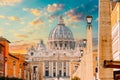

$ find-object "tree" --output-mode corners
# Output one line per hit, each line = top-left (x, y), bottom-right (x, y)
(71, 76), (80, 80)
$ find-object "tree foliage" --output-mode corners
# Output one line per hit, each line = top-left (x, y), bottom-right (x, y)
(71, 76), (80, 80)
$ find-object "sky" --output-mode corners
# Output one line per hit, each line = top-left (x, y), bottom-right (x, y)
(0, 0), (98, 54)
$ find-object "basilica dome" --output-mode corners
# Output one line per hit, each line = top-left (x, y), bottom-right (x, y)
(49, 16), (74, 41)
(48, 16), (75, 50)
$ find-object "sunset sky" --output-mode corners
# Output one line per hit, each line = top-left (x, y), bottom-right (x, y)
(0, 0), (98, 54)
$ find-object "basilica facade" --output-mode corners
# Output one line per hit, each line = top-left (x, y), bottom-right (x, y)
(25, 16), (83, 80)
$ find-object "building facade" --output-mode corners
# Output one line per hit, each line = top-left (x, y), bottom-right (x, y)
(111, 1), (120, 62)
(0, 37), (10, 77)
(0, 44), (4, 76)
(0, 37), (25, 79)
(111, 1), (120, 79)
(25, 16), (83, 80)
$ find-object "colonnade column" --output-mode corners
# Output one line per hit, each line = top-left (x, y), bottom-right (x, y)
(43, 63), (45, 77)
(56, 62), (57, 77)
(66, 62), (69, 76)
(51, 62), (53, 77)
(49, 62), (52, 77)
(62, 62), (64, 77)
(13, 61), (16, 77)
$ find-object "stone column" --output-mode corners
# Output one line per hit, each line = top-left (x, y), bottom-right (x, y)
(19, 68), (22, 78)
(66, 62), (69, 76)
(13, 65), (16, 77)
(84, 15), (94, 80)
(56, 62), (58, 77)
(24, 69), (26, 80)
(43, 63), (45, 77)
(27, 71), (29, 80)
(5, 62), (7, 77)
(49, 62), (51, 77)
(62, 62), (64, 76)
(69, 62), (71, 80)
(99, 0), (113, 80)
(51, 62), (53, 77)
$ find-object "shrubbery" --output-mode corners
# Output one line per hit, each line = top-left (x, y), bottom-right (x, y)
(71, 76), (80, 80)
(0, 77), (23, 80)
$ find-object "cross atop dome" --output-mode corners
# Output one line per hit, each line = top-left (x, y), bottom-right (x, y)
(58, 16), (64, 25)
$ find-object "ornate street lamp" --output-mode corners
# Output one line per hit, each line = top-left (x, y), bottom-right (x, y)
(82, 39), (87, 48)
(86, 16), (92, 24)
(86, 16), (92, 29)
(80, 50), (84, 57)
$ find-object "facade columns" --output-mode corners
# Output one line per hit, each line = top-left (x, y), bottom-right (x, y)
(43, 63), (45, 77)
(51, 62), (53, 77)
(49, 62), (52, 77)
(62, 62), (64, 76)
(66, 62), (68, 76)
(56, 62), (58, 77)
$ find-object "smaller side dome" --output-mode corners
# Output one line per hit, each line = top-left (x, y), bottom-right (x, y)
(37, 40), (46, 51)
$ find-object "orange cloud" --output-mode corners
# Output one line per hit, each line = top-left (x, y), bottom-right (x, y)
(0, 0), (22, 6)
(23, 8), (41, 16)
(30, 18), (43, 25)
(47, 3), (64, 12)
(10, 43), (31, 54)
(0, 15), (6, 19)
(0, 15), (20, 21)
(15, 34), (28, 38)
(8, 16), (19, 21)
(65, 9), (82, 22)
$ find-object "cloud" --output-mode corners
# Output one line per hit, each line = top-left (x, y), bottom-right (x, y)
(0, 0), (22, 6)
(23, 8), (41, 16)
(9, 43), (31, 54)
(15, 34), (28, 38)
(8, 16), (19, 21)
(30, 18), (43, 25)
(5, 22), (11, 26)
(0, 15), (6, 19)
(65, 9), (83, 22)
(95, 17), (99, 22)
(20, 22), (25, 24)
(47, 3), (64, 12)
(0, 15), (19, 21)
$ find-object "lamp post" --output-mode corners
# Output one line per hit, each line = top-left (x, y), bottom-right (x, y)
(86, 15), (94, 80)
(86, 16), (92, 29)
(82, 39), (87, 48)
(86, 16), (92, 24)
(13, 61), (16, 77)
(80, 50), (83, 57)
(5, 57), (7, 77)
